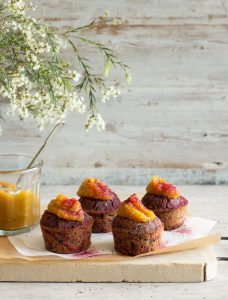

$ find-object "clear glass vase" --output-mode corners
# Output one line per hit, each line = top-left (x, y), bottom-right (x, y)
(0, 153), (42, 235)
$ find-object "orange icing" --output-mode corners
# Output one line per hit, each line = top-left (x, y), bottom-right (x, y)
(146, 176), (180, 199)
(117, 194), (155, 222)
(48, 194), (84, 221)
(77, 178), (113, 201)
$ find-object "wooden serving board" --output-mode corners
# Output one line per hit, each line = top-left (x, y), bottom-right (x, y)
(0, 187), (219, 283)
(0, 245), (217, 283)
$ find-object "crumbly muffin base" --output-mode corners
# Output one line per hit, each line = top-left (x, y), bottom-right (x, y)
(89, 212), (116, 233)
(79, 195), (121, 233)
(141, 194), (188, 230)
(40, 211), (94, 254)
(112, 216), (164, 256)
(153, 206), (186, 230)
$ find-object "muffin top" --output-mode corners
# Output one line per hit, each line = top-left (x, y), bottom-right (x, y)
(77, 178), (114, 201)
(142, 193), (188, 211)
(112, 214), (163, 234)
(47, 194), (84, 222)
(146, 176), (180, 199)
(117, 194), (155, 223)
(79, 195), (121, 214)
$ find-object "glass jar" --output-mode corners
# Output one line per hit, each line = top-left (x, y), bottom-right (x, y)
(0, 153), (42, 235)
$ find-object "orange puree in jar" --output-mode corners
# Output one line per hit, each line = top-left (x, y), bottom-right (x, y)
(0, 182), (40, 231)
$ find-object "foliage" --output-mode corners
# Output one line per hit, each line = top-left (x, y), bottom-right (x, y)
(0, 1), (131, 131)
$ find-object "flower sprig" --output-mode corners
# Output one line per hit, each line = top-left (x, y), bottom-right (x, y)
(0, 0), (130, 132)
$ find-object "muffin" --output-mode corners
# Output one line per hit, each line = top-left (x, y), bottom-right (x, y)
(40, 194), (94, 254)
(142, 176), (188, 230)
(77, 178), (121, 233)
(112, 194), (164, 256)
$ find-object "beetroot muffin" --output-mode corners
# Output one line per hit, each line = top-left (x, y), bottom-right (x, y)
(112, 194), (163, 256)
(40, 194), (93, 254)
(77, 178), (121, 233)
(142, 176), (188, 230)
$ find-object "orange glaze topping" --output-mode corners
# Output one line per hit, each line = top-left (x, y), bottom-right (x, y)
(146, 176), (180, 199)
(117, 194), (155, 222)
(77, 178), (113, 201)
(48, 194), (84, 221)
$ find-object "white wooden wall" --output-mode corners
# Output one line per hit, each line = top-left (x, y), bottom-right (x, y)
(1, 0), (228, 185)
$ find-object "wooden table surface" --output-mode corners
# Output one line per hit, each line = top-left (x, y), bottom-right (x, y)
(0, 185), (227, 300)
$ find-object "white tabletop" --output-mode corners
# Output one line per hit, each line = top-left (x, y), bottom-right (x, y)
(0, 185), (227, 300)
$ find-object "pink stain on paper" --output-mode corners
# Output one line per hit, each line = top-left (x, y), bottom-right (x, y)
(174, 225), (192, 235)
(159, 241), (167, 249)
(73, 248), (103, 258)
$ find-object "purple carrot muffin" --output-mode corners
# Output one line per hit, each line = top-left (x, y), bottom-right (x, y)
(112, 194), (164, 256)
(40, 194), (93, 254)
(77, 178), (121, 233)
(142, 176), (188, 230)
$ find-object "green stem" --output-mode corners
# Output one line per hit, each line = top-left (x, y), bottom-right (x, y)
(27, 122), (64, 169)
(16, 122), (64, 188)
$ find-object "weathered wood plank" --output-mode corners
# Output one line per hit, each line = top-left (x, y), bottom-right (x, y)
(36, 0), (228, 26)
(1, 0), (228, 184)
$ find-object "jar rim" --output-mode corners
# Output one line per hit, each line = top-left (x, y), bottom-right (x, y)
(0, 153), (43, 175)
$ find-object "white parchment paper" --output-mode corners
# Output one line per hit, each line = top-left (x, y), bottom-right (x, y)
(8, 216), (216, 259)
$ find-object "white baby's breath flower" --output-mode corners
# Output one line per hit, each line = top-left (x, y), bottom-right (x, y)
(33, 64), (40, 71)
(44, 43), (51, 53)
(7, 0), (26, 16)
(85, 114), (106, 131)
(68, 70), (81, 83)
(72, 71), (81, 83)
(101, 86), (120, 103)
(30, 53), (38, 63)
(0, 1), (129, 132)
(11, 20), (22, 31)
(24, 30), (34, 42)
